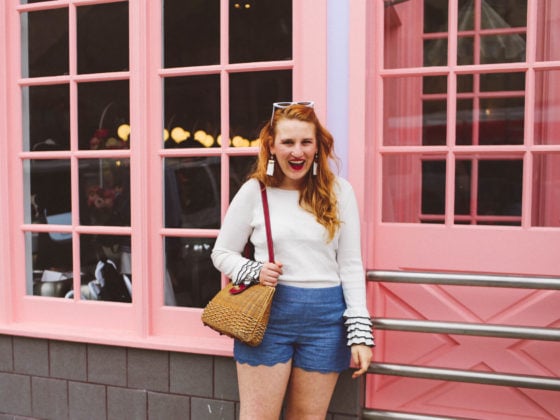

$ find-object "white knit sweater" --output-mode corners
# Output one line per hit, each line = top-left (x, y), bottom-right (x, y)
(211, 177), (374, 346)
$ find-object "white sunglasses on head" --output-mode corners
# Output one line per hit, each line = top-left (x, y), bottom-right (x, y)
(270, 101), (314, 125)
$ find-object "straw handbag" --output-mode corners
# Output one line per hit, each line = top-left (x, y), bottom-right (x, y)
(201, 182), (275, 347)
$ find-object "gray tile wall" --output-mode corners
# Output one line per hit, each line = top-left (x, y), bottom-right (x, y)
(0, 334), (361, 419)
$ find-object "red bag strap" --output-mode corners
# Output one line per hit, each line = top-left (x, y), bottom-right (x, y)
(259, 181), (274, 263)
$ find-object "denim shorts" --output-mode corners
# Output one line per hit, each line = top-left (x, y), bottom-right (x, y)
(234, 284), (351, 373)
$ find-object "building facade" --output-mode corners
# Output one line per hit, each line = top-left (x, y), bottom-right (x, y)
(0, 0), (558, 419)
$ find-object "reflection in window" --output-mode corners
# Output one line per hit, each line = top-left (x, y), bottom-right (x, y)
(164, 157), (221, 229)
(21, 8), (68, 78)
(78, 81), (130, 150)
(25, 84), (70, 151)
(534, 70), (560, 146)
(79, 159), (131, 227)
(164, 237), (220, 307)
(164, 75), (220, 148)
(422, 100), (447, 146)
(27, 232), (73, 299)
(80, 234), (132, 302)
(164, 0), (220, 67)
(479, 98), (524, 145)
(478, 160), (522, 220)
(536, 1), (560, 61)
(532, 154), (560, 227)
(230, 156), (257, 200)
(26, 157), (71, 223)
(77, 2), (129, 74)
(229, 0), (292, 64)
(422, 160), (446, 220)
(382, 154), (426, 223)
(383, 76), (425, 147)
(229, 70), (292, 139)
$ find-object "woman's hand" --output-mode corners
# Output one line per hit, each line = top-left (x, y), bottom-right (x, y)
(259, 261), (283, 287)
(351, 344), (373, 379)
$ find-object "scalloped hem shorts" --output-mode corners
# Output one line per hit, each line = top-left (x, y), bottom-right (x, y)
(234, 284), (351, 373)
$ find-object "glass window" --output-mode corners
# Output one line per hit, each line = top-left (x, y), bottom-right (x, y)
(77, 2), (129, 74)
(382, 1), (533, 227)
(24, 84), (70, 151)
(163, 76), (221, 149)
(21, 8), (68, 78)
(78, 81), (130, 150)
(534, 70), (560, 146)
(163, 157), (220, 230)
(163, 0), (220, 68)
(229, 0), (292, 64)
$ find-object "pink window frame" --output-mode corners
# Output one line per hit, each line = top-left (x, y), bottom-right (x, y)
(0, 0), (328, 355)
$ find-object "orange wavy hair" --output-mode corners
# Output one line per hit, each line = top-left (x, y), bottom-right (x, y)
(250, 104), (340, 242)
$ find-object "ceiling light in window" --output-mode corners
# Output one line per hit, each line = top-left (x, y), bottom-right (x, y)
(171, 127), (191, 143)
(117, 124), (131, 141)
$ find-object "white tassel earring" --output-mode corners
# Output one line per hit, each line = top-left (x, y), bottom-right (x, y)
(312, 153), (318, 176)
(266, 154), (275, 176)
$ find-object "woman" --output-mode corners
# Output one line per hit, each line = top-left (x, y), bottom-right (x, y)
(211, 102), (374, 419)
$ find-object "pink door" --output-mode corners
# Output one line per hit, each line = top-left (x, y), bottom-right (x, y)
(358, 1), (560, 418)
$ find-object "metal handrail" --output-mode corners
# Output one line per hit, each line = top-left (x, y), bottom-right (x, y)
(363, 408), (477, 420)
(368, 363), (560, 391)
(373, 318), (560, 341)
(368, 270), (560, 290)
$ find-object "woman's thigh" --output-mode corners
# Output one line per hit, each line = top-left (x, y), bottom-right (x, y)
(236, 360), (292, 420)
(285, 367), (340, 420)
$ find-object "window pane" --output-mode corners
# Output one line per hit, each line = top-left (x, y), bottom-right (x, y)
(478, 160), (522, 218)
(26, 159), (71, 224)
(457, 36), (474, 65)
(422, 160), (446, 218)
(456, 99), (473, 145)
(22, 8), (68, 78)
(479, 97), (524, 145)
(78, 81), (130, 150)
(423, 76), (447, 94)
(77, 2), (129, 74)
(536, 1), (560, 61)
(383, 76), (424, 146)
(230, 155), (257, 200)
(163, 157), (221, 229)
(382, 154), (435, 223)
(480, 34), (526, 64)
(163, 0), (220, 67)
(80, 234), (132, 302)
(164, 237), (220, 307)
(458, 0), (474, 31)
(163, 75), (220, 149)
(532, 153), (560, 227)
(28, 232), (73, 298)
(424, 38), (448, 67)
(455, 159), (471, 216)
(229, 0), (292, 64)
(423, 100), (447, 146)
(424, 0), (448, 33)
(534, 70), (560, 145)
(79, 159), (130, 227)
(481, 0), (527, 29)
(25, 84), (70, 151)
(480, 72), (525, 92)
(229, 70), (292, 140)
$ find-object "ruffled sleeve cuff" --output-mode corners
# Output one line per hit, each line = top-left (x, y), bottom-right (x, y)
(234, 260), (263, 286)
(344, 316), (375, 347)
